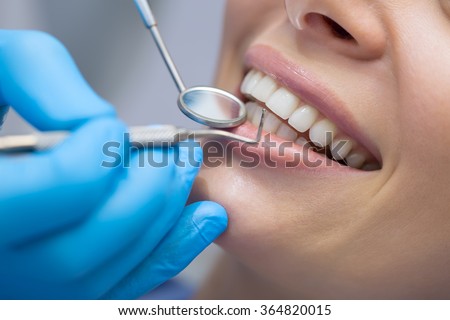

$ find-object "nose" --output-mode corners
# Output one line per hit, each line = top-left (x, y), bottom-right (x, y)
(285, 0), (386, 60)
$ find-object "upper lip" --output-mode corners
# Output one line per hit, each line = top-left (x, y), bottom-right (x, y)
(243, 44), (381, 163)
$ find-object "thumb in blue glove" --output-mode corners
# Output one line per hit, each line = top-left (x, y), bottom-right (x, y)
(103, 190), (228, 298)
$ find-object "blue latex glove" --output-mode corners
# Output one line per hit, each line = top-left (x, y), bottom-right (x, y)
(0, 30), (227, 299)
(0, 105), (8, 129)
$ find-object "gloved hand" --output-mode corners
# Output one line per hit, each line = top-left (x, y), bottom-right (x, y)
(0, 30), (227, 299)
(0, 105), (8, 129)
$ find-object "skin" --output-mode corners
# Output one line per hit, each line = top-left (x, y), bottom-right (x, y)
(191, 0), (450, 299)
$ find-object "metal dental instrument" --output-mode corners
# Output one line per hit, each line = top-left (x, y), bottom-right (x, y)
(0, 0), (266, 154)
(0, 118), (266, 153)
(133, 0), (252, 129)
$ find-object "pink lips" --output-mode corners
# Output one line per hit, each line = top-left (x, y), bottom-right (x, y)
(238, 44), (381, 164)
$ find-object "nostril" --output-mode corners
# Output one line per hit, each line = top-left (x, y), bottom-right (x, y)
(322, 16), (354, 41)
(305, 13), (355, 42)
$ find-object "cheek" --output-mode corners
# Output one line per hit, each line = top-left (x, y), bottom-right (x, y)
(394, 13), (450, 175)
(222, 0), (286, 53)
(391, 3), (450, 147)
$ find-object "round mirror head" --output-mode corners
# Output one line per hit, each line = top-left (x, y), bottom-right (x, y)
(178, 87), (247, 129)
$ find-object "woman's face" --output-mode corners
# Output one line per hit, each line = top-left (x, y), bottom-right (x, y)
(192, 0), (450, 298)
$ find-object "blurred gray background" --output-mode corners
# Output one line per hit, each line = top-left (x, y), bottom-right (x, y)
(0, 0), (226, 291)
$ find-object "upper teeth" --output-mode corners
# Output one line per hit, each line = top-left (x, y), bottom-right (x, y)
(241, 69), (378, 170)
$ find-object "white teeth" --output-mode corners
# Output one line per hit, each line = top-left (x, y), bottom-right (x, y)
(345, 152), (366, 169)
(247, 102), (282, 132)
(241, 69), (379, 171)
(330, 138), (353, 160)
(252, 76), (278, 102)
(251, 106), (264, 126)
(241, 70), (264, 95)
(309, 119), (338, 148)
(245, 101), (259, 120)
(276, 123), (298, 141)
(263, 112), (282, 133)
(266, 87), (300, 120)
(288, 105), (319, 133)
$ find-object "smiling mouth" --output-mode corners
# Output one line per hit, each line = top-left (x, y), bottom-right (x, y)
(240, 68), (380, 171)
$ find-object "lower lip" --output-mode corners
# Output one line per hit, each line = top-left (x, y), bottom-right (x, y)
(229, 120), (362, 175)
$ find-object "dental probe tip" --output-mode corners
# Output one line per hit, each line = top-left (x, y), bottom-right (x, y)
(255, 108), (266, 143)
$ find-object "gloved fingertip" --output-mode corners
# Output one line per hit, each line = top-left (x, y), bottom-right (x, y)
(52, 117), (127, 179)
(191, 201), (228, 244)
(57, 116), (126, 150)
(174, 140), (203, 184)
(193, 142), (203, 165)
(178, 140), (202, 166)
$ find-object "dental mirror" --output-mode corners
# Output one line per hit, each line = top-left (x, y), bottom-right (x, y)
(134, 0), (247, 129)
